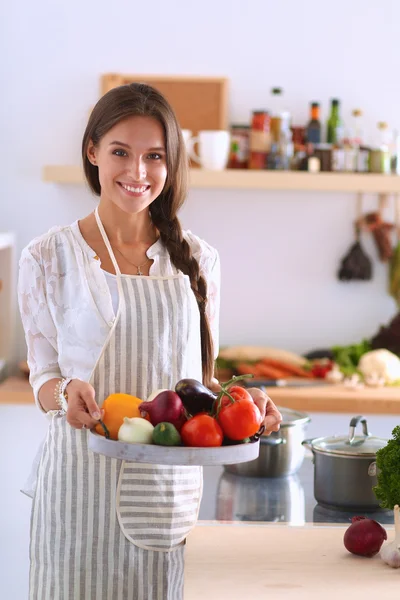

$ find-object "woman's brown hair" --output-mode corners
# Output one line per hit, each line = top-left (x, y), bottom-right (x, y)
(81, 83), (214, 386)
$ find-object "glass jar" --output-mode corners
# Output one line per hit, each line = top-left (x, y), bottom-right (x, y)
(228, 125), (250, 169)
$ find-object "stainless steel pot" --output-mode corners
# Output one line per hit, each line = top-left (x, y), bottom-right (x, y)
(224, 407), (311, 477)
(302, 415), (388, 510)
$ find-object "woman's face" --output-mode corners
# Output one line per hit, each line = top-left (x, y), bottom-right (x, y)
(87, 115), (168, 215)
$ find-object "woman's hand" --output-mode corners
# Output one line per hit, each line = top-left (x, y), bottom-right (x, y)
(246, 387), (282, 435)
(65, 379), (103, 430)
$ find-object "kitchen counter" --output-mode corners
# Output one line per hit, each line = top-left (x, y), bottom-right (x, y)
(2, 376), (400, 414)
(0, 376), (33, 404)
(184, 522), (397, 600)
(1, 391), (396, 600)
(199, 457), (394, 525)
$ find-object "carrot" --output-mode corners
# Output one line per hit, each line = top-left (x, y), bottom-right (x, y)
(260, 357), (314, 378)
(254, 363), (289, 379)
(235, 362), (264, 377)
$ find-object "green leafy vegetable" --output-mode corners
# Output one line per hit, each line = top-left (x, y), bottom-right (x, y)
(331, 339), (372, 375)
(215, 357), (239, 371)
(373, 426), (400, 510)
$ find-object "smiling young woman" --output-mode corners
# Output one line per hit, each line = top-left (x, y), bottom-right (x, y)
(18, 82), (280, 599)
(18, 83), (221, 600)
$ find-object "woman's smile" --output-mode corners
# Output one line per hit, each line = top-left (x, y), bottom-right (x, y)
(117, 181), (151, 197)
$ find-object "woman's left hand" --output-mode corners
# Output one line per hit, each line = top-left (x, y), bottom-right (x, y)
(246, 387), (282, 435)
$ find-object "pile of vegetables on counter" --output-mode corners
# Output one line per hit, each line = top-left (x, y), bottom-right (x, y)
(343, 425), (400, 568)
(94, 375), (263, 448)
(216, 311), (400, 388)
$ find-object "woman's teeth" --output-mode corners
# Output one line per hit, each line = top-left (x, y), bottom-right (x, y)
(120, 183), (148, 193)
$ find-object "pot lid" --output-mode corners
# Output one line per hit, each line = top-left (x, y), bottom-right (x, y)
(309, 416), (387, 457)
(277, 406), (310, 427)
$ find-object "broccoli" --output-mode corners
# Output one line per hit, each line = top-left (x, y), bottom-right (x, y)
(373, 425), (400, 510)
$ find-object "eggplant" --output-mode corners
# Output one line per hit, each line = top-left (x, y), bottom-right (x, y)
(175, 378), (218, 415)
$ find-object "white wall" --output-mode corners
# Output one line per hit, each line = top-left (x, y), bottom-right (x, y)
(3, 0), (400, 363)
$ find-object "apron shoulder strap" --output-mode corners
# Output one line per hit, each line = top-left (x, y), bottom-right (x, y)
(94, 207), (122, 278)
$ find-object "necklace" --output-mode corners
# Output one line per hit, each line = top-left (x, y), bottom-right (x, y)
(113, 246), (151, 276)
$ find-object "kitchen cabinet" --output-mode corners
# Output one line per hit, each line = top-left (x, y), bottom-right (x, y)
(0, 232), (16, 380)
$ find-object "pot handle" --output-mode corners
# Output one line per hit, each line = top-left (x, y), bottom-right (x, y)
(301, 438), (315, 452)
(348, 415), (370, 445)
(261, 436), (286, 446)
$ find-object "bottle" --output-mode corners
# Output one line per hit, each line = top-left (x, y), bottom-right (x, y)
(270, 87), (283, 143)
(249, 111), (271, 169)
(344, 109), (363, 172)
(280, 125), (294, 170)
(306, 102), (321, 144)
(267, 143), (282, 170)
(393, 130), (400, 174)
(326, 99), (344, 145)
(349, 109), (363, 147)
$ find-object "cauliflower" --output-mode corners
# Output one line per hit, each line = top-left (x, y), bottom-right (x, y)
(358, 349), (400, 384)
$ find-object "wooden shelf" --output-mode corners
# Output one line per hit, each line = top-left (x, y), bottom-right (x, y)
(42, 165), (400, 193)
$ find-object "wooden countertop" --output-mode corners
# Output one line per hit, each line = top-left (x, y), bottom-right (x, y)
(184, 522), (397, 599)
(0, 376), (34, 404)
(0, 377), (400, 414)
(265, 383), (400, 414)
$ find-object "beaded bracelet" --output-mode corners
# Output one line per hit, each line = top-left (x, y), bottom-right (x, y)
(54, 377), (72, 413)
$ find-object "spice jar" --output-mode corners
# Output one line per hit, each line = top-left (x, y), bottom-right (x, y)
(290, 126), (306, 149)
(249, 111), (271, 169)
(228, 125), (250, 169)
(314, 144), (333, 172)
(370, 122), (391, 174)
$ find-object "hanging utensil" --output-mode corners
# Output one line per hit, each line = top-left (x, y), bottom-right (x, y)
(360, 193), (394, 262)
(338, 193), (373, 281)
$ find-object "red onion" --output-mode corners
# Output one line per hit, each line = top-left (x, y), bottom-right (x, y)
(344, 516), (387, 557)
(139, 391), (186, 430)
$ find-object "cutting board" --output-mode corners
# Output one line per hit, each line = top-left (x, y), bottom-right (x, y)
(184, 523), (397, 599)
(265, 383), (400, 414)
(101, 73), (228, 136)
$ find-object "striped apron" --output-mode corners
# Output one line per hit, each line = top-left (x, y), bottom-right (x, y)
(29, 209), (204, 599)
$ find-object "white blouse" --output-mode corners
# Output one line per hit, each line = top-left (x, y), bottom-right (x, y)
(18, 220), (221, 410)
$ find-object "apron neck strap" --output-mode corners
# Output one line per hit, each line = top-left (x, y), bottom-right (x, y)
(94, 207), (122, 277)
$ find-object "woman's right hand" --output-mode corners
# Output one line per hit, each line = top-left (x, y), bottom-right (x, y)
(65, 379), (103, 430)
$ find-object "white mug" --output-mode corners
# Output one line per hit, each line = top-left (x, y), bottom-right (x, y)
(181, 129), (192, 151)
(188, 130), (231, 171)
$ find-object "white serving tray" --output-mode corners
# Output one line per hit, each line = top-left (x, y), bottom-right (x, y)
(88, 431), (260, 466)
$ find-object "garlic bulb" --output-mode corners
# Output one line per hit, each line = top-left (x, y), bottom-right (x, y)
(325, 364), (344, 384)
(364, 373), (386, 388)
(380, 505), (400, 568)
(343, 374), (364, 390)
(118, 417), (154, 444)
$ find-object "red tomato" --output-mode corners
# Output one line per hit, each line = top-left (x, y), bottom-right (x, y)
(217, 385), (262, 440)
(181, 414), (223, 447)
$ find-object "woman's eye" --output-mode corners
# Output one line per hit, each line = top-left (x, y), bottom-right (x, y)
(112, 149), (128, 157)
(147, 153), (163, 160)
